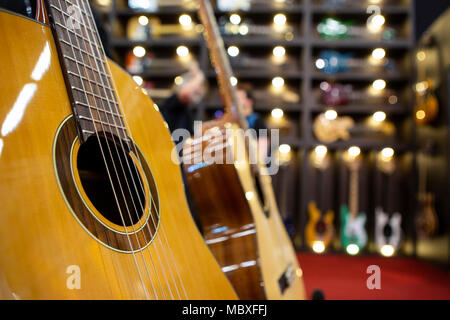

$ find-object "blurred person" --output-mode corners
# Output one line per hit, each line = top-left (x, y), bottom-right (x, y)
(159, 63), (205, 137)
(237, 87), (270, 163)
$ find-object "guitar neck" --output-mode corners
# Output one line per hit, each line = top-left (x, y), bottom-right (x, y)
(197, 0), (247, 129)
(349, 166), (359, 217)
(45, 0), (128, 143)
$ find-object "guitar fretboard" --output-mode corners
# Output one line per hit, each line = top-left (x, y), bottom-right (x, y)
(349, 166), (359, 217)
(47, 0), (127, 143)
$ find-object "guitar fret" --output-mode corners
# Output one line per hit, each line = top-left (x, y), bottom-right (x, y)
(78, 115), (126, 130)
(74, 101), (123, 118)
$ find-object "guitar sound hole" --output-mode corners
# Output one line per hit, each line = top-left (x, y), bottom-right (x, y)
(77, 135), (146, 227)
(383, 223), (393, 238)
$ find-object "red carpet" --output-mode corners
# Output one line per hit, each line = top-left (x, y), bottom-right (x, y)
(297, 253), (450, 300)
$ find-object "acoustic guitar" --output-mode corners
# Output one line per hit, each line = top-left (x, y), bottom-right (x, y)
(182, 0), (305, 300)
(0, 0), (236, 299)
(340, 150), (367, 253)
(305, 149), (335, 252)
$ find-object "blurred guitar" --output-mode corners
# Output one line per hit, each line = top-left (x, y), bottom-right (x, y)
(313, 112), (394, 143)
(414, 80), (439, 125)
(374, 151), (402, 254)
(320, 82), (396, 106)
(415, 152), (438, 238)
(317, 17), (396, 40)
(316, 50), (395, 74)
(305, 150), (335, 252)
(340, 151), (367, 252)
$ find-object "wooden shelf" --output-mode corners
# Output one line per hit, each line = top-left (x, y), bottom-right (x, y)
(311, 5), (410, 15)
(111, 38), (201, 47)
(312, 38), (413, 48)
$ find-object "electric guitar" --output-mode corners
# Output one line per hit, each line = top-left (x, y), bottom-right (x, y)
(316, 50), (395, 75)
(415, 151), (439, 238)
(126, 16), (201, 40)
(414, 79), (439, 125)
(305, 150), (335, 252)
(320, 82), (397, 107)
(374, 151), (402, 253)
(0, 0), (236, 299)
(317, 17), (396, 40)
(182, 0), (306, 300)
(340, 151), (367, 252)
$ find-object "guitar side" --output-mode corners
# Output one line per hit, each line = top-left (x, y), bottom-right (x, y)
(340, 205), (368, 250)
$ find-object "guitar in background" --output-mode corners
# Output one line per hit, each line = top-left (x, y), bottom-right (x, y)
(315, 50), (395, 75)
(340, 147), (367, 255)
(182, 0), (306, 299)
(414, 40), (440, 125)
(374, 149), (402, 257)
(305, 146), (335, 254)
(319, 81), (398, 107)
(313, 112), (395, 143)
(317, 17), (396, 41)
(415, 150), (439, 238)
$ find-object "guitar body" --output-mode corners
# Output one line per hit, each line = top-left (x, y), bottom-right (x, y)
(340, 205), (368, 250)
(305, 202), (334, 250)
(183, 125), (305, 300)
(0, 10), (236, 299)
(374, 207), (402, 251)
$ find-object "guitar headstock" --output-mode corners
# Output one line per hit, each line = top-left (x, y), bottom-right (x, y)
(313, 112), (354, 143)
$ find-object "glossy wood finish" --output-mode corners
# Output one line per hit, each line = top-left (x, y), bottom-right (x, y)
(0, 10), (237, 299)
(184, 125), (306, 300)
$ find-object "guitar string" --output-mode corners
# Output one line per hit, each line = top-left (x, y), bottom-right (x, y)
(79, 0), (185, 299)
(81, 0), (188, 298)
(81, 0), (188, 299)
(55, 0), (152, 299)
(77, 0), (178, 300)
(71, 0), (169, 299)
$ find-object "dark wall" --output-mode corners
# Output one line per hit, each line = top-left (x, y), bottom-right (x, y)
(415, 0), (450, 41)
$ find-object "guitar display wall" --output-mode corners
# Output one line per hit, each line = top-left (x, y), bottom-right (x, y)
(91, 0), (446, 259)
(413, 8), (450, 266)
